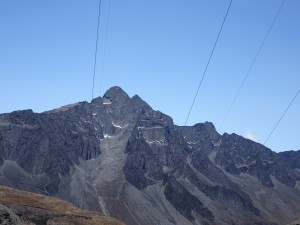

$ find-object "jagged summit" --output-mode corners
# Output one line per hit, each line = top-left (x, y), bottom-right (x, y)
(0, 86), (300, 225)
(131, 94), (152, 111)
(103, 86), (130, 101)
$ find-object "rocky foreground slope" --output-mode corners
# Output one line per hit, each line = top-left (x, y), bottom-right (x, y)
(0, 86), (300, 225)
(288, 218), (300, 225)
(0, 184), (124, 225)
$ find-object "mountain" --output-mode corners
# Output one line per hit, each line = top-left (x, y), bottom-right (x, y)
(0, 86), (299, 225)
(0, 184), (125, 225)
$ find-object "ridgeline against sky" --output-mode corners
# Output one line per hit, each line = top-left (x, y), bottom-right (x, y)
(0, 0), (299, 152)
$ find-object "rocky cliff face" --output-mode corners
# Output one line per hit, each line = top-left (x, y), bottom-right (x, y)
(0, 86), (300, 225)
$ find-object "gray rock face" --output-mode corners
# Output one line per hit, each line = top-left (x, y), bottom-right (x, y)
(0, 101), (102, 195)
(163, 174), (214, 221)
(0, 204), (28, 225)
(0, 86), (300, 225)
(214, 133), (299, 188)
(186, 168), (260, 216)
(124, 134), (163, 190)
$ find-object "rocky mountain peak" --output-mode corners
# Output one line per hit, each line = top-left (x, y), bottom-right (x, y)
(103, 86), (130, 103)
(8, 109), (37, 125)
(194, 121), (220, 140)
(131, 94), (152, 112)
(0, 86), (299, 225)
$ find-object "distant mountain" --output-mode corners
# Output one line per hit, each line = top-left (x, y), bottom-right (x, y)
(0, 86), (299, 225)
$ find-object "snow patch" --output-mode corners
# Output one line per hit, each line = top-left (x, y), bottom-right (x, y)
(103, 134), (112, 139)
(102, 98), (112, 105)
(112, 122), (127, 129)
(137, 126), (163, 130)
(145, 140), (165, 145)
(163, 166), (171, 173)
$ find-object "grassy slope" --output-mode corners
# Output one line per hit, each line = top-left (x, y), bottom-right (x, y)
(0, 185), (125, 225)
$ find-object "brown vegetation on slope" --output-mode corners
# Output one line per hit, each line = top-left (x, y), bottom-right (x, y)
(0, 185), (125, 225)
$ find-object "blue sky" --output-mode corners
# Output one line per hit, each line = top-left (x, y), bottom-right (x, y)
(0, 0), (299, 152)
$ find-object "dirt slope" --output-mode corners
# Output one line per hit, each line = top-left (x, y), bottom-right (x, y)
(0, 185), (125, 225)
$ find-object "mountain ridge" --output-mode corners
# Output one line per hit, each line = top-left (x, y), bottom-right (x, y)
(0, 86), (299, 225)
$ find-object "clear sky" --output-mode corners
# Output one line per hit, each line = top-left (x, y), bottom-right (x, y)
(0, 0), (299, 152)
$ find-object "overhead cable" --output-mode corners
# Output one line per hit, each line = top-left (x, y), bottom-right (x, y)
(82, 0), (102, 211)
(184, 0), (233, 127)
(92, 0), (103, 100)
(99, 0), (112, 96)
(218, 0), (287, 132)
(264, 89), (300, 145)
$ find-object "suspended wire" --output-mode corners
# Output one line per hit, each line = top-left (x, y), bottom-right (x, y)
(92, 0), (103, 100)
(175, 0), (232, 161)
(264, 89), (300, 145)
(218, 0), (286, 132)
(82, 0), (102, 211)
(184, 0), (233, 127)
(99, 0), (111, 96)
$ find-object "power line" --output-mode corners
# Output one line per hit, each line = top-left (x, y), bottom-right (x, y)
(82, 0), (102, 211)
(264, 89), (300, 145)
(99, 0), (112, 96)
(92, 0), (103, 100)
(184, 0), (233, 127)
(174, 0), (232, 164)
(218, 0), (286, 132)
